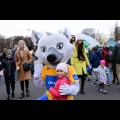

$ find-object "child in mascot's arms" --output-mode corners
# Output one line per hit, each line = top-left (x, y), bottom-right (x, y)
(31, 28), (80, 100)
(49, 63), (72, 100)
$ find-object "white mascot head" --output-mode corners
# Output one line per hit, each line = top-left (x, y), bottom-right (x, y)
(31, 28), (74, 68)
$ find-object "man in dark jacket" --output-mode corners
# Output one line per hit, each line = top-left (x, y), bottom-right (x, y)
(112, 37), (120, 84)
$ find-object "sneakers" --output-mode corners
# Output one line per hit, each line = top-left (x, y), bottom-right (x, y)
(98, 88), (107, 94)
(106, 83), (111, 86)
(91, 82), (96, 86)
(102, 89), (107, 94)
(98, 88), (102, 92)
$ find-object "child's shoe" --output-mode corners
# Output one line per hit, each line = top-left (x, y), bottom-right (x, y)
(91, 82), (96, 86)
(102, 89), (107, 94)
(98, 88), (102, 92)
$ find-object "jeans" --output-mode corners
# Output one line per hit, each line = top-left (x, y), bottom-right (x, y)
(106, 66), (111, 84)
(14, 70), (18, 80)
(92, 71), (98, 83)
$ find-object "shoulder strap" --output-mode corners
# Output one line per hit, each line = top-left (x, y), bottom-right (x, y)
(32, 53), (38, 60)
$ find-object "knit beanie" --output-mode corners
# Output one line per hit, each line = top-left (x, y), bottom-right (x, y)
(100, 60), (105, 65)
(56, 63), (69, 74)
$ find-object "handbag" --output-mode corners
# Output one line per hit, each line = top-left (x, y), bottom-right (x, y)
(18, 51), (31, 71)
(23, 63), (31, 71)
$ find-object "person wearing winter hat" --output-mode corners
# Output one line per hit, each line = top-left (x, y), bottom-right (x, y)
(71, 38), (91, 94)
(93, 60), (109, 94)
(0, 49), (16, 100)
(49, 63), (71, 100)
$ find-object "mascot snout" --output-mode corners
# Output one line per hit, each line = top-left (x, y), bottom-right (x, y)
(47, 54), (57, 63)
(45, 47), (63, 65)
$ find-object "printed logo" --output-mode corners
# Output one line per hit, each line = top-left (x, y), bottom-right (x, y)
(73, 74), (78, 80)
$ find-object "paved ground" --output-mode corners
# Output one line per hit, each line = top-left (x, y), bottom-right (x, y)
(0, 74), (120, 100)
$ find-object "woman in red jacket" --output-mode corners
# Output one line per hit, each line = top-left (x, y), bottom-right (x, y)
(49, 63), (71, 100)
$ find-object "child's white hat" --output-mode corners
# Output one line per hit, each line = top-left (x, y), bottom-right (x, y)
(56, 63), (69, 74)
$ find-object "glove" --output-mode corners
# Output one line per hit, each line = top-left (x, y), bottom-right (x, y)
(34, 78), (44, 90)
(59, 82), (80, 96)
(33, 59), (44, 90)
(33, 59), (43, 78)
(59, 83), (72, 95)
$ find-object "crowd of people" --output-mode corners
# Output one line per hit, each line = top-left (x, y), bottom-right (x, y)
(0, 34), (120, 100)
(67, 35), (120, 95)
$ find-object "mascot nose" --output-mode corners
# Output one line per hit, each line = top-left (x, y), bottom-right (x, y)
(47, 54), (57, 63)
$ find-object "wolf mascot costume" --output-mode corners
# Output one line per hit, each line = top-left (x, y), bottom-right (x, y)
(31, 29), (79, 100)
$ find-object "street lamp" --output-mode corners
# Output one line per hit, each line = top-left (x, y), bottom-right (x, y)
(27, 29), (31, 46)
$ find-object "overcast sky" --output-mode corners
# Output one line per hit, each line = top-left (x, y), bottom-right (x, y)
(0, 20), (119, 38)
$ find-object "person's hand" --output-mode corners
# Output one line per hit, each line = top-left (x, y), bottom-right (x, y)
(16, 66), (20, 71)
(89, 66), (92, 69)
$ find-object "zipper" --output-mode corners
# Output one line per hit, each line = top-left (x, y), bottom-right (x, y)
(8, 60), (10, 76)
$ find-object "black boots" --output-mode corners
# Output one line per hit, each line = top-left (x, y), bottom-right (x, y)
(26, 89), (30, 97)
(19, 90), (30, 98)
(80, 87), (85, 94)
(80, 89), (85, 94)
(19, 91), (25, 98)
(11, 92), (15, 98)
(6, 95), (11, 100)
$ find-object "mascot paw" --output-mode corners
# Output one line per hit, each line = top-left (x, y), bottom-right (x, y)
(59, 83), (71, 95)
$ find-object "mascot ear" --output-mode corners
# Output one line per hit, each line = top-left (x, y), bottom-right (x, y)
(45, 32), (53, 36)
(58, 27), (71, 39)
(31, 30), (43, 46)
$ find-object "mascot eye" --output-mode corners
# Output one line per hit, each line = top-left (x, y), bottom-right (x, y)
(56, 42), (63, 50)
(40, 46), (47, 52)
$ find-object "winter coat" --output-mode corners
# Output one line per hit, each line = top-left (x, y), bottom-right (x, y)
(0, 53), (6, 62)
(102, 47), (110, 66)
(90, 50), (102, 68)
(14, 49), (33, 81)
(71, 46), (90, 75)
(0, 57), (16, 77)
(49, 77), (70, 100)
(93, 66), (109, 84)
(112, 41), (120, 64)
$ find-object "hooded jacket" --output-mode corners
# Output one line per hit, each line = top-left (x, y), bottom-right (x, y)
(0, 57), (16, 77)
(112, 41), (120, 64)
